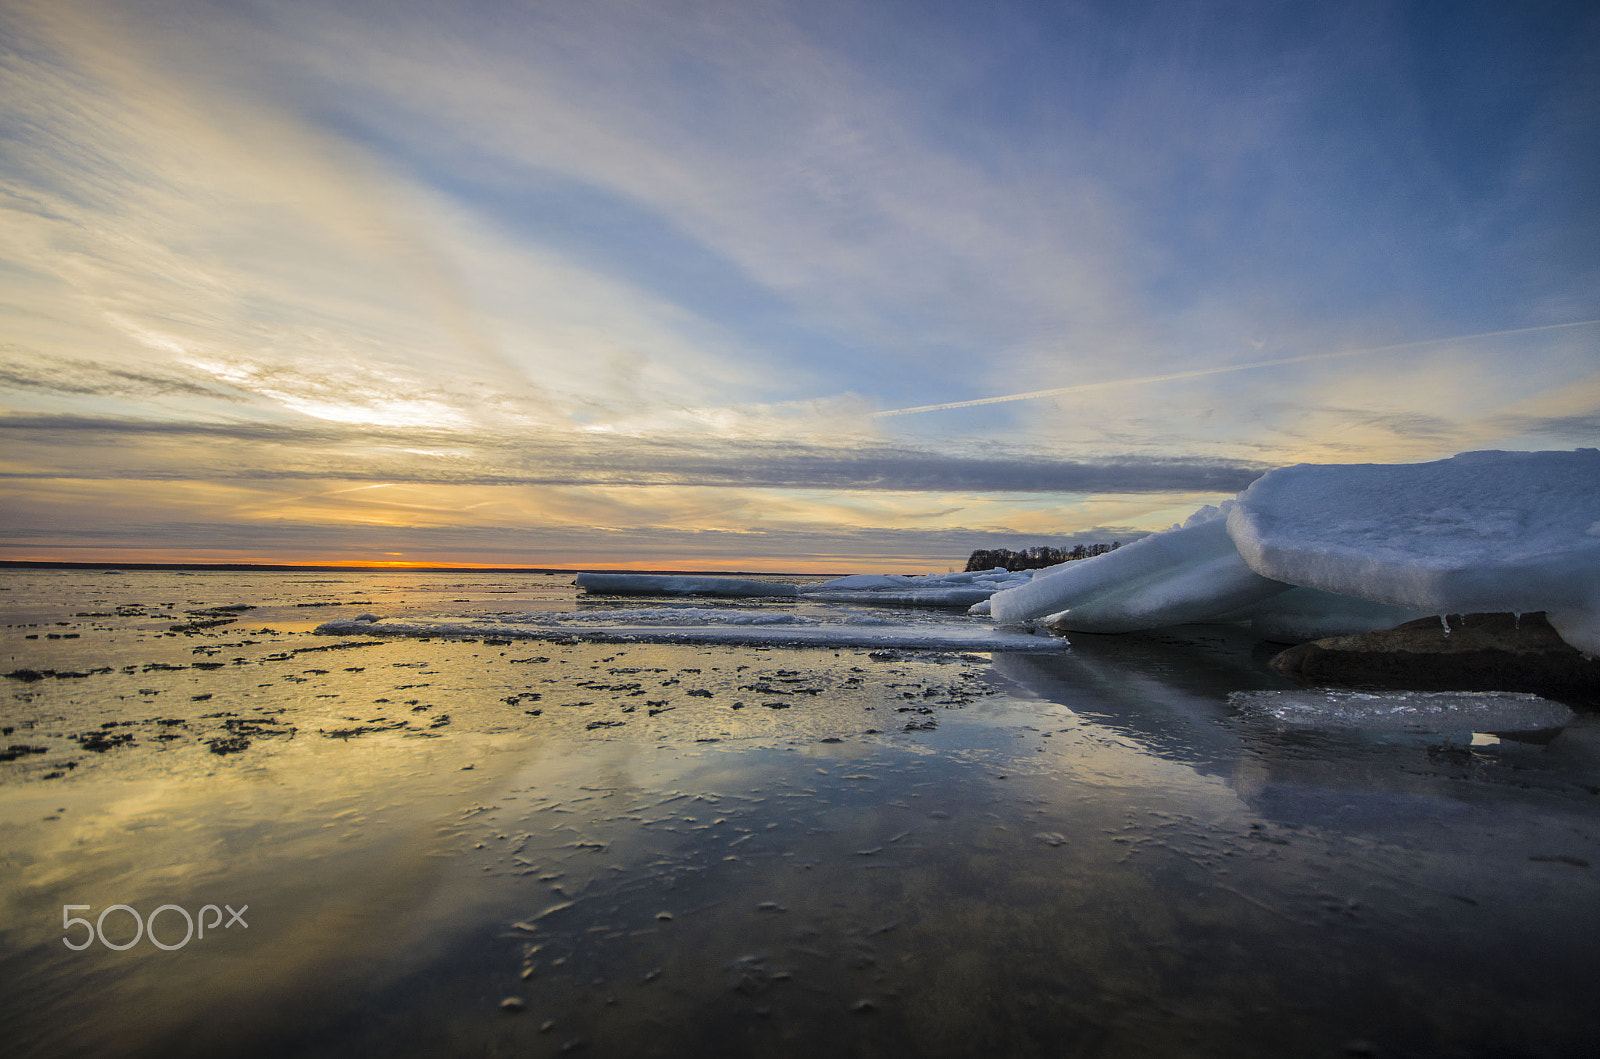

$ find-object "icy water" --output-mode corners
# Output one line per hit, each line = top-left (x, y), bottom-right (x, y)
(2, 569), (1599, 1059)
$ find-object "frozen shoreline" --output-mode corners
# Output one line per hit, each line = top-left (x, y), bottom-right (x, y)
(564, 451), (1600, 661)
(315, 614), (1069, 652)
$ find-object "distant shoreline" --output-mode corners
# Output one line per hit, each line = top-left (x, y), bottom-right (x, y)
(0, 559), (839, 577)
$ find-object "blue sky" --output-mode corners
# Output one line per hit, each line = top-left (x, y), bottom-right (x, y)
(1, 0), (1596, 569)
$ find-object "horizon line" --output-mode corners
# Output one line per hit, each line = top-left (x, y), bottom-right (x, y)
(0, 559), (857, 577)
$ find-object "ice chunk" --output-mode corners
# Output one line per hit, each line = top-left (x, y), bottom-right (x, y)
(1227, 450), (1600, 654)
(1182, 503), (1229, 528)
(469, 607), (896, 628)
(801, 586), (1006, 606)
(574, 569), (1032, 607)
(1231, 688), (1573, 735)
(988, 515), (1289, 629)
(530, 607), (820, 626)
(805, 574), (908, 591)
(575, 573), (798, 597)
(800, 568), (1032, 607)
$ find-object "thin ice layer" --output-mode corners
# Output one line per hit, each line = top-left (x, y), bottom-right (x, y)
(515, 607), (843, 626)
(801, 569), (1031, 607)
(575, 570), (1033, 606)
(575, 573), (799, 597)
(1227, 449), (1600, 654)
(1231, 688), (1573, 734)
(314, 616), (1067, 652)
(988, 513), (1288, 628)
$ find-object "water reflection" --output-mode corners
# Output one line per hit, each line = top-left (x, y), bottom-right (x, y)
(991, 625), (1276, 773)
(3, 574), (1599, 1057)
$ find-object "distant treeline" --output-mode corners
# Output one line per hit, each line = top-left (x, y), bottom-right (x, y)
(965, 542), (1121, 572)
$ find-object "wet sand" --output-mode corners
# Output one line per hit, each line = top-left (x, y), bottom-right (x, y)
(3, 570), (1600, 1057)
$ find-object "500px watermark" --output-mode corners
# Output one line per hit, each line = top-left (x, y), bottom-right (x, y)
(62, 903), (248, 951)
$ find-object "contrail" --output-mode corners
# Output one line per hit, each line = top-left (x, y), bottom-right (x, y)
(872, 319), (1600, 418)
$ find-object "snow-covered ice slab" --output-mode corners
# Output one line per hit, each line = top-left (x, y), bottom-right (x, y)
(1228, 449), (1600, 654)
(800, 569), (1031, 607)
(988, 509), (1289, 630)
(1231, 688), (1573, 734)
(575, 573), (798, 597)
(315, 614), (1067, 652)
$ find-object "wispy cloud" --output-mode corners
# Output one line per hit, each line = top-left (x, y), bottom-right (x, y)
(1, 0), (1596, 568)
(872, 321), (1600, 417)
(0, 353), (247, 402)
(0, 413), (1263, 493)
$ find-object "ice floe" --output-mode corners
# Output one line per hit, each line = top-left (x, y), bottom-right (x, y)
(799, 568), (1031, 607)
(575, 573), (798, 597)
(1229, 450), (1600, 654)
(987, 512), (1289, 630)
(576, 569), (1036, 611)
(514, 607), (891, 627)
(575, 568), (1032, 608)
(314, 614), (1066, 652)
(1231, 688), (1573, 735)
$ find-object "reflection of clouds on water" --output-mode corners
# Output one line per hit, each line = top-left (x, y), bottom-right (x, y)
(4, 570), (1600, 1057)
(991, 628), (1600, 844)
(0, 725), (534, 1058)
(990, 626), (1272, 773)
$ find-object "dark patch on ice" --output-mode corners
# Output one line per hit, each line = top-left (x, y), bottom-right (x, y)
(74, 730), (135, 752)
(0, 745), (48, 762)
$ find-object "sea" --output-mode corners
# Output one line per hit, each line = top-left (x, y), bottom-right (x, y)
(2, 567), (1598, 1058)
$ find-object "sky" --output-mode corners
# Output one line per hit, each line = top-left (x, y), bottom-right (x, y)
(1, 0), (1597, 572)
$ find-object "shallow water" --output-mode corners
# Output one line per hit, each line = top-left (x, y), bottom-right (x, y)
(3, 570), (1598, 1058)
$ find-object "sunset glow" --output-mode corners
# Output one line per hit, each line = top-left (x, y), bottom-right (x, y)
(3, 0), (1596, 571)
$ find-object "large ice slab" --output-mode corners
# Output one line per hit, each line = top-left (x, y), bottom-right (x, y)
(988, 511), (1289, 630)
(575, 569), (1033, 606)
(575, 573), (798, 597)
(1231, 688), (1573, 735)
(315, 614), (1067, 652)
(1227, 449), (1600, 654)
(800, 568), (1032, 607)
